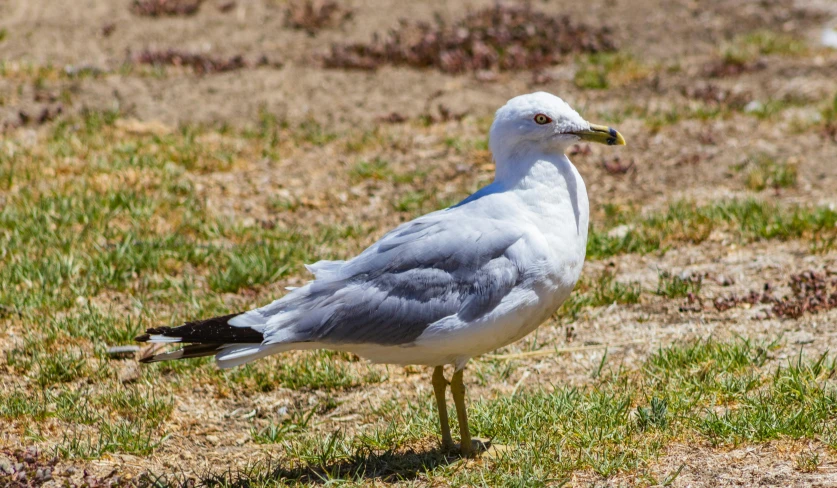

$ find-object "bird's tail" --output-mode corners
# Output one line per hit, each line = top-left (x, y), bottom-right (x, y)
(135, 313), (292, 369)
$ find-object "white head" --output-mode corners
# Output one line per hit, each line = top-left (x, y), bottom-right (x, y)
(489, 92), (625, 168)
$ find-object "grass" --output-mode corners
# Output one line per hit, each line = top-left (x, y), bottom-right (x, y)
(3, 107), (837, 484)
(558, 271), (642, 321)
(655, 271), (702, 299)
(252, 405), (318, 444)
(737, 154), (798, 191)
(725, 29), (809, 62)
(574, 53), (651, 90)
(588, 199), (837, 259)
(225, 350), (388, 392)
(134, 338), (837, 485)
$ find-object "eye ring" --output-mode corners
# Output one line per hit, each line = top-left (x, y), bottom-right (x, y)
(534, 114), (552, 125)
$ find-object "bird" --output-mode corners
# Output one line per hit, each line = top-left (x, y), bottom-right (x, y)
(135, 92), (626, 457)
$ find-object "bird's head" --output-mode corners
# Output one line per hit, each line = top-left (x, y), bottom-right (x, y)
(489, 92), (625, 163)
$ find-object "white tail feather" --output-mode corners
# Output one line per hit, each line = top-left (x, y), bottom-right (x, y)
(215, 343), (303, 369)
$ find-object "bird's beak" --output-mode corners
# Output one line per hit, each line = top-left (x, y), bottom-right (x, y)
(570, 124), (626, 146)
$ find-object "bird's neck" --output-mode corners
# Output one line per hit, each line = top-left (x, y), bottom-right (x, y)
(493, 148), (580, 194)
(494, 149), (590, 247)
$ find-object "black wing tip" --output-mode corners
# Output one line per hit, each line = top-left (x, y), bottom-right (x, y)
(134, 312), (261, 346)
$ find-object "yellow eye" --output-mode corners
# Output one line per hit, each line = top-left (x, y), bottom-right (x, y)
(534, 114), (552, 125)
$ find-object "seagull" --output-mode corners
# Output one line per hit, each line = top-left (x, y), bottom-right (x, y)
(136, 92), (626, 457)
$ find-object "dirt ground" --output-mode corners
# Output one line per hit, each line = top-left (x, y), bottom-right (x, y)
(2, 0), (837, 486)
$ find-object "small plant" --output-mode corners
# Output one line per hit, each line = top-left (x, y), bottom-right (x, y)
(795, 450), (820, 473)
(705, 30), (806, 78)
(325, 5), (616, 73)
(820, 93), (837, 141)
(285, 1), (352, 35)
(742, 154), (797, 191)
(574, 53), (649, 90)
(556, 271), (640, 321)
(590, 271), (642, 306)
(393, 191), (430, 213)
(737, 30), (808, 57)
(636, 397), (668, 431)
(130, 0), (204, 17)
(714, 269), (837, 319)
(252, 405), (317, 443)
(36, 351), (88, 387)
(655, 271), (702, 299)
(350, 157), (392, 181)
(131, 49), (250, 75)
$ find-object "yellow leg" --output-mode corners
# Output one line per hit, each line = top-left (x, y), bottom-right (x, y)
(450, 368), (473, 457)
(432, 366), (454, 451)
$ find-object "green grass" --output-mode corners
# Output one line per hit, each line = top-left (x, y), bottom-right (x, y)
(252, 405), (318, 444)
(558, 271), (642, 321)
(655, 271), (702, 298)
(728, 30), (808, 61)
(136, 338), (837, 485)
(225, 350), (388, 392)
(737, 154), (798, 191)
(1, 385), (173, 460)
(588, 199), (837, 259)
(574, 53), (651, 90)
(53, 418), (168, 458)
(3, 110), (837, 483)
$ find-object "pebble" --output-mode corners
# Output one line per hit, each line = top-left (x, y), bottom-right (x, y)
(36, 467), (52, 481)
(206, 435), (220, 445)
(0, 456), (12, 475)
(716, 275), (735, 286)
(607, 224), (633, 240)
(744, 100), (763, 113)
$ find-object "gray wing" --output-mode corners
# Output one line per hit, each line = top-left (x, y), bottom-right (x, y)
(261, 215), (525, 346)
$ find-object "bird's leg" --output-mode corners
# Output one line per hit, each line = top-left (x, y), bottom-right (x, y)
(432, 366), (454, 451)
(450, 368), (473, 457)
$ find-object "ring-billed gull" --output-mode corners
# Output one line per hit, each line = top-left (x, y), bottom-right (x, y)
(136, 92), (625, 457)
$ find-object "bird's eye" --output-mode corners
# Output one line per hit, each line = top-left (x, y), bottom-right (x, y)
(534, 114), (552, 125)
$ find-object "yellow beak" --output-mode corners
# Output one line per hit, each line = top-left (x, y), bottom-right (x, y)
(571, 123), (626, 146)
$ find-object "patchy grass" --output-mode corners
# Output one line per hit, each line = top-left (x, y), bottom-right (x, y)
(132, 338), (837, 485)
(559, 270), (642, 321)
(819, 92), (837, 141)
(740, 154), (798, 191)
(732, 30), (809, 58)
(3, 105), (837, 483)
(703, 29), (807, 79)
(224, 350), (388, 392)
(574, 53), (651, 90)
(588, 199), (837, 259)
(655, 271), (703, 299)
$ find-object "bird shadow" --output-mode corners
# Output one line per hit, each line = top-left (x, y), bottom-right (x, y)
(146, 445), (465, 486)
(270, 447), (460, 484)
